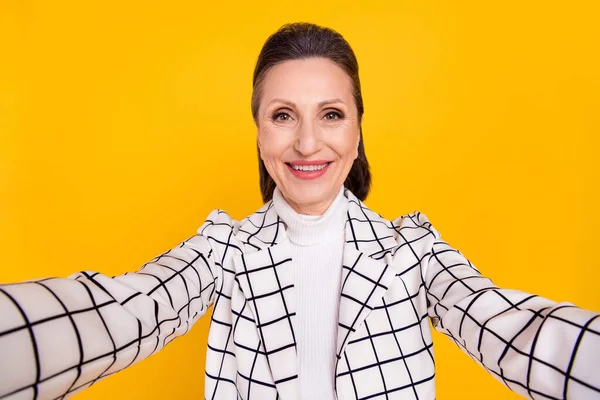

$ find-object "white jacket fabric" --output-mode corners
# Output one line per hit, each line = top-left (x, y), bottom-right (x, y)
(0, 188), (599, 400)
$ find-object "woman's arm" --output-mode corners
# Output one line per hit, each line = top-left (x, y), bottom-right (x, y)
(418, 214), (600, 399)
(0, 213), (222, 400)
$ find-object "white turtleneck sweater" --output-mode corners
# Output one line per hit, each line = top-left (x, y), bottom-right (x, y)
(272, 186), (348, 400)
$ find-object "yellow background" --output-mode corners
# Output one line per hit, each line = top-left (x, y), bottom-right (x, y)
(1, 0), (599, 399)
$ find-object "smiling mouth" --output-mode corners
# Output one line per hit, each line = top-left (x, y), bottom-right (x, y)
(285, 162), (331, 172)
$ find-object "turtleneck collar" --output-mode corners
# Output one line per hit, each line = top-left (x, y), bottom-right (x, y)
(272, 185), (349, 246)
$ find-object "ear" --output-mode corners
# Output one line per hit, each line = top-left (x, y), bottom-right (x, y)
(255, 119), (261, 147)
(354, 120), (362, 159)
(256, 135), (265, 161)
(353, 138), (360, 161)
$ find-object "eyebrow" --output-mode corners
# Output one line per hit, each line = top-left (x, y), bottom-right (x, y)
(267, 98), (347, 108)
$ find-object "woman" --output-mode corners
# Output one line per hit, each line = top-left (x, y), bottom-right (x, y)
(0, 22), (598, 400)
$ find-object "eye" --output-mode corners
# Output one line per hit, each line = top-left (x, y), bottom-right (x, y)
(324, 110), (343, 121)
(272, 112), (292, 122)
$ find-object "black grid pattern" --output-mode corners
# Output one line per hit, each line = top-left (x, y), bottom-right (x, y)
(0, 213), (221, 400)
(423, 220), (600, 400)
(1, 190), (599, 400)
(334, 198), (437, 400)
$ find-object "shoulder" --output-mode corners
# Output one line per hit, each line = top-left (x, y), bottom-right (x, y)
(197, 209), (239, 239)
(343, 189), (441, 259)
(196, 202), (281, 250)
(366, 209), (442, 262)
(344, 187), (439, 240)
(390, 210), (441, 240)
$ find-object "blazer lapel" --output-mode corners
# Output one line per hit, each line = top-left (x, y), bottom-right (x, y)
(234, 202), (299, 400)
(232, 190), (402, 399)
(336, 191), (400, 359)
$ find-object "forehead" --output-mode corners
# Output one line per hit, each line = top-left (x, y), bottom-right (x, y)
(260, 57), (354, 103)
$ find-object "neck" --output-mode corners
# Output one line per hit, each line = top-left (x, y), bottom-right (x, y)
(272, 186), (348, 246)
(284, 196), (336, 216)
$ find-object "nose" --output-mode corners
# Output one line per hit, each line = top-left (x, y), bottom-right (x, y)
(294, 120), (320, 156)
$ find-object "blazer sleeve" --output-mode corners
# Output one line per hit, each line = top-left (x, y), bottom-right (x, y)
(0, 210), (225, 400)
(418, 213), (600, 399)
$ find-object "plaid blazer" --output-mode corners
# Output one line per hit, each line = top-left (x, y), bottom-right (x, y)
(0, 188), (599, 400)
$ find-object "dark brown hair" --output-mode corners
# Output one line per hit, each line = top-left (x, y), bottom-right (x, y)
(252, 22), (371, 203)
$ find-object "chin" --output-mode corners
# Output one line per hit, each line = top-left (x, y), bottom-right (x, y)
(285, 181), (337, 206)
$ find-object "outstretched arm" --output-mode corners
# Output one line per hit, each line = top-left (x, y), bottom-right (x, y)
(418, 213), (600, 399)
(0, 214), (222, 400)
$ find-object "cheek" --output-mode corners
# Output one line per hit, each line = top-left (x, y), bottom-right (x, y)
(257, 127), (275, 160)
(330, 124), (360, 161)
(258, 126), (287, 162)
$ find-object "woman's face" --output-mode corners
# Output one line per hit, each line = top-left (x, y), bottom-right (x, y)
(256, 57), (361, 215)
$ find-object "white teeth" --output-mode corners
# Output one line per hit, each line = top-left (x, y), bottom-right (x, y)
(291, 163), (329, 172)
